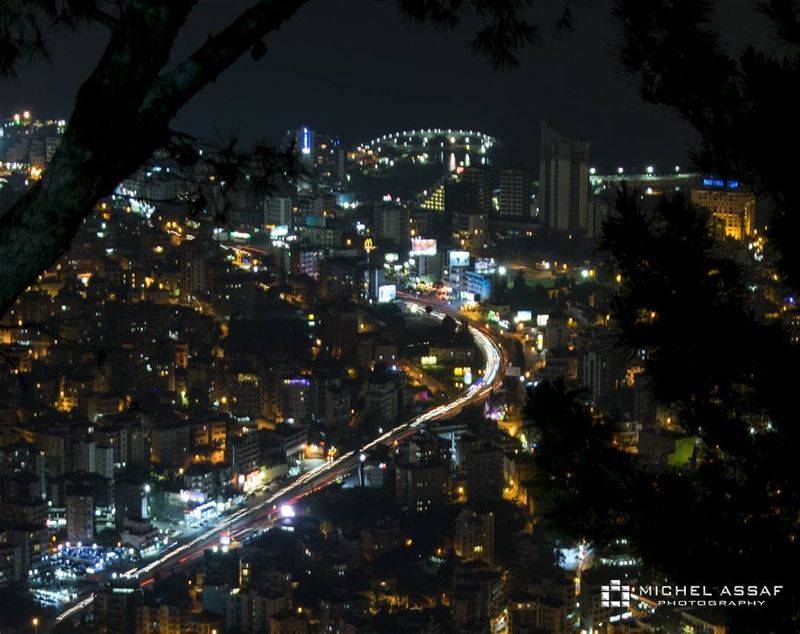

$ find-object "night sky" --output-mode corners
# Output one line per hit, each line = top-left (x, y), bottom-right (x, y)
(0, 0), (775, 173)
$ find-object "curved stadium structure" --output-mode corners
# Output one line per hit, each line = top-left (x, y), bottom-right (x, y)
(352, 128), (498, 174)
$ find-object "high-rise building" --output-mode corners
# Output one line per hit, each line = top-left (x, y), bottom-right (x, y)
(690, 179), (755, 241)
(395, 461), (448, 512)
(539, 122), (590, 232)
(290, 126), (345, 190)
(0, 544), (21, 586)
(454, 508), (495, 564)
(313, 132), (345, 189)
(499, 169), (531, 217)
(264, 197), (293, 228)
(364, 368), (404, 425)
(509, 598), (569, 634)
(462, 167), (492, 213)
(94, 586), (141, 634)
(136, 603), (190, 634)
(451, 561), (504, 630)
(465, 444), (504, 504)
(66, 493), (94, 543)
(452, 210), (488, 250)
(179, 239), (212, 296)
(372, 202), (409, 244)
(586, 197), (611, 240)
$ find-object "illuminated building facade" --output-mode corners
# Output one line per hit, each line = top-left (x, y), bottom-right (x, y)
(419, 184), (445, 211)
(290, 126), (345, 189)
(691, 179), (755, 241)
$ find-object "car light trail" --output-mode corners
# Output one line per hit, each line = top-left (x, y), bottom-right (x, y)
(55, 297), (505, 625)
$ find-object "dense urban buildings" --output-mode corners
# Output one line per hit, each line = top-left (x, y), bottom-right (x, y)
(0, 97), (776, 634)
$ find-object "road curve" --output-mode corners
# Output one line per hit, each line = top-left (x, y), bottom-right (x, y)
(54, 297), (506, 627)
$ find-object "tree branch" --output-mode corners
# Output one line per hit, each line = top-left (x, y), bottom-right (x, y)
(139, 0), (310, 125)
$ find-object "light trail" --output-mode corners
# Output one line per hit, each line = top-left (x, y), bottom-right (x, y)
(55, 297), (505, 626)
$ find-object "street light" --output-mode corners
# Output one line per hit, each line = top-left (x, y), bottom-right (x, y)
(33, 617), (40, 634)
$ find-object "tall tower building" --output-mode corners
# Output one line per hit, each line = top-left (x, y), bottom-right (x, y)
(289, 126), (345, 190)
(539, 123), (590, 232)
(499, 169), (531, 217)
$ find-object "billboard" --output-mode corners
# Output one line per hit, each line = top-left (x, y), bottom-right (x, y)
(448, 250), (470, 268)
(515, 310), (533, 323)
(474, 257), (497, 273)
(410, 237), (437, 256)
(378, 284), (397, 303)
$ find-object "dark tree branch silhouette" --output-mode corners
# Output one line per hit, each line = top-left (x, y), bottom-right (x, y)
(528, 3), (800, 631)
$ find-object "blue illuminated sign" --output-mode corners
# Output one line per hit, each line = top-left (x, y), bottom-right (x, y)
(301, 126), (311, 155)
(703, 178), (741, 190)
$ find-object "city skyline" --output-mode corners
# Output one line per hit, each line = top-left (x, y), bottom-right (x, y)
(2, 0), (774, 170)
(0, 2), (796, 633)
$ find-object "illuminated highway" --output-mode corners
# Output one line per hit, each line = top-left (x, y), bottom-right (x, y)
(54, 297), (506, 627)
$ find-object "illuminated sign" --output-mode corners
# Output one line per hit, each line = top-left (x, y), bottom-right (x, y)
(284, 377), (311, 387)
(448, 250), (470, 267)
(702, 178), (740, 189)
(301, 126), (311, 155)
(421, 356), (437, 366)
(305, 214), (326, 227)
(536, 314), (550, 327)
(378, 284), (397, 303)
(270, 224), (289, 238)
(410, 237), (437, 256)
(180, 489), (206, 504)
(515, 310), (533, 323)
